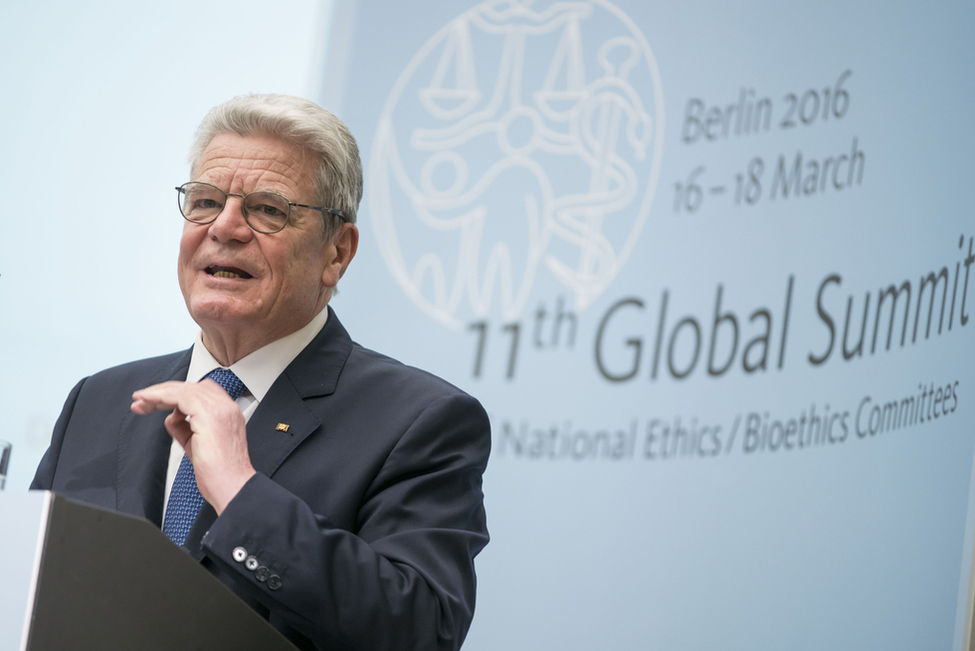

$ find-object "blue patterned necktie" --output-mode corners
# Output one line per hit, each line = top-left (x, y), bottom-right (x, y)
(162, 368), (247, 546)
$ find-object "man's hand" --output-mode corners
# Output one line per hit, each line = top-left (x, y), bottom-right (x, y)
(131, 379), (256, 514)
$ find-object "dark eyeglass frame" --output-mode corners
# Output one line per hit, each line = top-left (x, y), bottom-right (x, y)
(176, 182), (347, 234)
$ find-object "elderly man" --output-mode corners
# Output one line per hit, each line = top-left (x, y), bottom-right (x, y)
(31, 94), (490, 651)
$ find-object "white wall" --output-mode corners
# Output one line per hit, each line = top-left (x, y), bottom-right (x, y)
(0, 0), (331, 489)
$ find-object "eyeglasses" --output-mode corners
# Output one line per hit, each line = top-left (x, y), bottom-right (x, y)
(176, 182), (347, 234)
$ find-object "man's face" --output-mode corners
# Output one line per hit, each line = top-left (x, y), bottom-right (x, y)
(178, 133), (349, 353)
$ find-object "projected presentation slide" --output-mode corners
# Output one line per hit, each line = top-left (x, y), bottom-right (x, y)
(328, 2), (975, 649)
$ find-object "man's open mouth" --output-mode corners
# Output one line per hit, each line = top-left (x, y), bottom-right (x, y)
(205, 265), (253, 279)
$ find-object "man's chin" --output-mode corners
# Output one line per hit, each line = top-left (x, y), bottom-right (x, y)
(187, 297), (262, 329)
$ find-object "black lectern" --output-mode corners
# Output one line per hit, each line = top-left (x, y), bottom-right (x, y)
(0, 491), (298, 651)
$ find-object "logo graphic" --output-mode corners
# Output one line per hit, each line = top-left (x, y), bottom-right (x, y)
(370, 0), (664, 329)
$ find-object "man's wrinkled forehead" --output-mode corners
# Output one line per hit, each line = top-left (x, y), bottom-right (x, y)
(192, 130), (312, 181)
(194, 133), (314, 195)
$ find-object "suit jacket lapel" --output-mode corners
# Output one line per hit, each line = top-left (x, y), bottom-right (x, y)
(116, 349), (192, 527)
(248, 305), (353, 477)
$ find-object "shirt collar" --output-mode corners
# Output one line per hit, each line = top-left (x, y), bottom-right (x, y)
(186, 308), (329, 402)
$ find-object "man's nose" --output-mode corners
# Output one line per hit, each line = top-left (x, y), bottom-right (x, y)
(208, 194), (254, 242)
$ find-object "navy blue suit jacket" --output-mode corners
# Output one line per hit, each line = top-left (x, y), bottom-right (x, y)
(32, 308), (490, 651)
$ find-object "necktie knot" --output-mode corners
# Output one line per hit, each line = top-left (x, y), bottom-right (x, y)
(204, 367), (247, 400)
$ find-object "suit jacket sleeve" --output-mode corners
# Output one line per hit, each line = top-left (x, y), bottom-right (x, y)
(199, 379), (491, 651)
(31, 377), (86, 491)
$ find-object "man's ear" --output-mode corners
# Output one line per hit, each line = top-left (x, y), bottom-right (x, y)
(322, 222), (359, 288)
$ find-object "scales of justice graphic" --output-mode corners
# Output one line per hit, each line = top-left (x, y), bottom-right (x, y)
(370, 0), (664, 329)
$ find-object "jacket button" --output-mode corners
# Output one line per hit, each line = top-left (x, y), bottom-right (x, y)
(232, 547), (247, 562)
(267, 575), (282, 591)
(255, 566), (270, 582)
(245, 555), (259, 571)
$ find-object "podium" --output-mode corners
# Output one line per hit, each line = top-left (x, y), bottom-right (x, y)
(0, 491), (298, 651)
